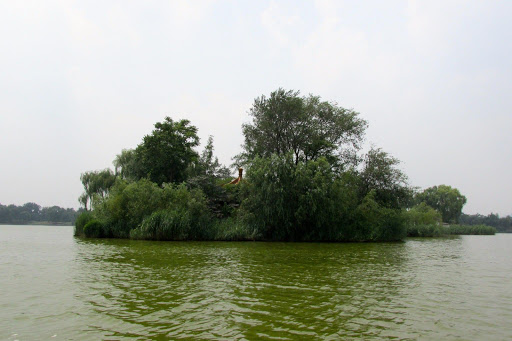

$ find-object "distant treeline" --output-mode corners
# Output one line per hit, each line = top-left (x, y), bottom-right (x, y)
(0, 202), (79, 225)
(460, 213), (512, 233)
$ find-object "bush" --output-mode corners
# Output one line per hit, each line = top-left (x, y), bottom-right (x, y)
(212, 217), (258, 241)
(355, 191), (406, 241)
(94, 179), (164, 238)
(406, 224), (445, 237)
(445, 224), (496, 235)
(92, 179), (212, 238)
(83, 219), (104, 238)
(406, 224), (496, 237)
(130, 209), (190, 240)
(240, 154), (404, 242)
(404, 203), (442, 226)
(240, 155), (343, 241)
(74, 211), (94, 237)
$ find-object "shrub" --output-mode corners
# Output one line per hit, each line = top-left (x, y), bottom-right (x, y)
(92, 179), (212, 238)
(130, 209), (190, 240)
(213, 217), (258, 241)
(74, 211), (94, 237)
(94, 179), (164, 238)
(406, 224), (496, 237)
(446, 224), (496, 235)
(241, 154), (404, 242)
(406, 224), (445, 237)
(83, 219), (104, 238)
(404, 203), (442, 226)
(355, 190), (406, 241)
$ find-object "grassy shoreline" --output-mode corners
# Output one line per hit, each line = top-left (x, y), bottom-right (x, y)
(407, 224), (496, 237)
(75, 212), (496, 242)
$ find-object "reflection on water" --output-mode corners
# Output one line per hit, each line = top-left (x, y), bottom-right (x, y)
(1, 226), (511, 340)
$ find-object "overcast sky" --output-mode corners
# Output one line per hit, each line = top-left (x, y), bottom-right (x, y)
(0, 0), (510, 216)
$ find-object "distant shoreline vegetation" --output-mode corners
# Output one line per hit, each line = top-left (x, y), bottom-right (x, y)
(1, 222), (73, 226)
(407, 224), (496, 237)
(0, 203), (78, 226)
(74, 89), (500, 241)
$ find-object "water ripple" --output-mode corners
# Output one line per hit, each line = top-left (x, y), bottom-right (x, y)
(1, 227), (512, 340)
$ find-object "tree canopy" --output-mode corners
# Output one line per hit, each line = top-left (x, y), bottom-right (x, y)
(111, 117), (200, 187)
(135, 117), (199, 186)
(415, 185), (467, 223)
(239, 88), (367, 167)
(0, 202), (78, 224)
(358, 147), (411, 209)
(113, 149), (138, 181)
(79, 169), (116, 210)
(191, 136), (230, 179)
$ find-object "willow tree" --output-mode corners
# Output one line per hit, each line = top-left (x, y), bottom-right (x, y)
(113, 149), (138, 181)
(79, 169), (116, 210)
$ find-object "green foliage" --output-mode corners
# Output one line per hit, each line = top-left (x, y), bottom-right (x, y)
(406, 223), (495, 237)
(134, 117), (199, 186)
(240, 154), (404, 241)
(354, 191), (406, 241)
(358, 147), (411, 209)
(113, 149), (139, 181)
(94, 179), (212, 239)
(79, 169), (116, 210)
(131, 212), (258, 241)
(445, 224), (496, 235)
(74, 211), (94, 237)
(460, 213), (512, 233)
(111, 118), (201, 187)
(238, 88), (367, 167)
(415, 185), (467, 224)
(83, 219), (104, 238)
(403, 203), (442, 226)
(75, 93), (493, 243)
(130, 209), (191, 240)
(212, 217), (258, 241)
(240, 154), (303, 240)
(406, 224), (445, 237)
(190, 136), (231, 179)
(0, 202), (79, 225)
(94, 179), (162, 238)
(186, 136), (235, 217)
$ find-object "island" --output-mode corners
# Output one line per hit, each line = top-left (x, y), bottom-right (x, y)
(74, 89), (496, 241)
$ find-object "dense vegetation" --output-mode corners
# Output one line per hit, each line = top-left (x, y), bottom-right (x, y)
(414, 185), (467, 224)
(0, 202), (78, 225)
(75, 89), (496, 241)
(407, 224), (496, 237)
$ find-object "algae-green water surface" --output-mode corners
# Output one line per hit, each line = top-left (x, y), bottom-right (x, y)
(1, 225), (511, 340)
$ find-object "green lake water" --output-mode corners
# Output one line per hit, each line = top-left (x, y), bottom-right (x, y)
(1, 225), (511, 340)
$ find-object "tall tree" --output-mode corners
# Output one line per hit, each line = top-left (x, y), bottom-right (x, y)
(113, 149), (139, 180)
(415, 185), (467, 223)
(134, 117), (199, 186)
(186, 136), (232, 216)
(239, 88), (367, 167)
(358, 147), (411, 209)
(79, 169), (116, 210)
(193, 136), (230, 178)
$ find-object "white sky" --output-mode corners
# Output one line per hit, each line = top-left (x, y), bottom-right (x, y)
(0, 0), (510, 216)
